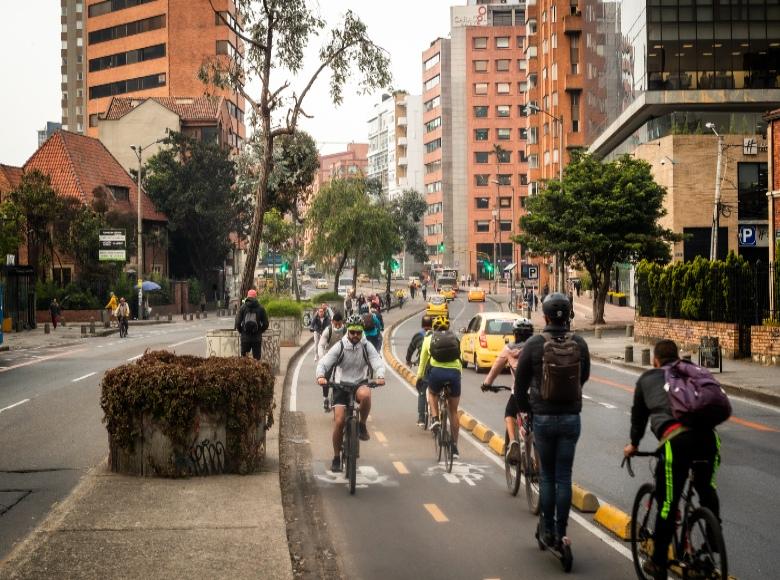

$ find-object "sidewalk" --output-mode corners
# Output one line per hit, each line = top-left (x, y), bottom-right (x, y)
(1, 337), (300, 580)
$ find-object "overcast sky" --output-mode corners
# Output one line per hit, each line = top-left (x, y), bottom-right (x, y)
(0, 1), (454, 166)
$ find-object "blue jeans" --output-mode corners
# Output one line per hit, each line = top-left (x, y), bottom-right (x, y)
(533, 414), (581, 539)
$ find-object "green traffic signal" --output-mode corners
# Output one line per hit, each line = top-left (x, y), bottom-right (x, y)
(438, 242), (445, 253)
(280, 261), (290, 274)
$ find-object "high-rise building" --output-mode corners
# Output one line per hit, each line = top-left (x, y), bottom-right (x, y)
(38, 122), (63, 146)
(61, 1), (88, 133)
(75, 0), (245, 144)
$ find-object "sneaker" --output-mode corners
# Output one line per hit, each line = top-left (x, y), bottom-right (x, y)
(452, 443), (460, 459)
(330, 456), (342, 473)
(506, 440), (521, 464)
(430, 419), (441, 433)
(323, 398), (330, 413)
(417, 414), (425, 427)
(358, 422), (370, 441)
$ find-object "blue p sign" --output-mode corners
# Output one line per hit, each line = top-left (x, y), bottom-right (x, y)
(738, 225), (756, 247)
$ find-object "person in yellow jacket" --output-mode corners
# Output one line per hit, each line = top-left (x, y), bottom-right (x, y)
(416, 315), (463, 458)
(105, 292), (118, 322)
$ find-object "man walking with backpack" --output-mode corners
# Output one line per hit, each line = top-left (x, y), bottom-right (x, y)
(514, 293), (590, 557)
(234, 289), (269, 360)
(624, 339), (727, 580)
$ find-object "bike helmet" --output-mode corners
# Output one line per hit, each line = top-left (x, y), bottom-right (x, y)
(345, 313), (364, 330)
(421, 315), (433, 329)
(432, 315), (450, 331)
(542, 292), (572, 322)
(512, 318), (534, 342)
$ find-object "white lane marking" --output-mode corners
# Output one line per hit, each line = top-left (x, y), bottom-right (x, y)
(127, 354), (143, 361)
(0, 399), (30, 414)
(599, 402), (617, 409)
(72, 372), (97, 382)
(582, 394), (592, 400)
(389, 324), (633, 563)
(290, 343), (315, 412)
(0, 348), (87, 373)
(168, 336), (202, 348)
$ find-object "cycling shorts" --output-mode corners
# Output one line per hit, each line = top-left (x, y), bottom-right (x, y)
(505, 394), (520, 419)
(331, 384), (370, 407)
(426, 367), (462, 398)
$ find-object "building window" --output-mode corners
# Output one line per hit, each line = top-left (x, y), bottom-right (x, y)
(475, 128), (489, 141)
(426, 181), (442, 194)
(89, 73), (166, 99)
(495, 36), (510, 49)
(52, 267), (73, 287)
(570, 92), (580, 132)
(88, 0), (156, 18)
(473, 37), (487, 49)
(216, 40), (242, 63)
(476, 197), (490, 209)
(474, 106), (488, 118)
(424, 53), (441, 70)
(89, 14), (166, 44)
(423, 74), (440, 91)
(425, 138), (442, 154)
(497, 175), (512, 186)
(527, 19), (537, 35)
(529, 155), (539, 169)
(425, 160), (442, 174)
(493, 11), (513, 26)
(201, 126), (219, 143)
(497, 128), (511, 140)
(518, 59), (527, 71)
(496, 150), (511, 163)
(500, 220), (512, 232)
(89, 43), (166, 72)
(474, 83), (488, 95)
(475, 175), (489, 186)
(519, 174), (528, 185)
(475, 152), (490, 164)
(424, 95), (441, 111)
(737, 162), (768, 220)
(496, 82), (511, 95)
(519, 128), (527, 140)
(227, 100), (244, 123)
(109, 185), (130, 201)
(425, 116), (442, 133)
(89, 113), (99, 127)
(496, 105), (510, 117)
(475, 220), (490, 233)
(473, 60), (488, 72)
(496, 59), (510, 72)
(215, 11), (241, 30)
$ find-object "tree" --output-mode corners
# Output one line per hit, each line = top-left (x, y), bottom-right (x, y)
(9, 170), (60, 281)
(0, 199), (25, 260)
(143, 132), (241, 282)
(261, 208), (295, 292)
(517, 152), (680, 324)
(383, 189), (428, 295)
(200, 0), (392, 297)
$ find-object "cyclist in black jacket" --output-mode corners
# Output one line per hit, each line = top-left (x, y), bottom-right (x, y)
(407, 315), (433, 425)
(624, 339), (721, 580)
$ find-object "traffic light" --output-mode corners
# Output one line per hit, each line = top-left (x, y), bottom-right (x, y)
(279, 261), (290, 274)
(390, 258), (400, 272)
(484, 260), (494, 275)
(438, 242), (445, 253)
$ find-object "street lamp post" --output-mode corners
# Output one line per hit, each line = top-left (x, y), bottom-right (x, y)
(705, 122), (724, 261)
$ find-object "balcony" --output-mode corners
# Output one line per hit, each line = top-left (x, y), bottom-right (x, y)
(397, 117), (407, 126)
(397, 137), (408, 146)
(565, 74), (583, 91)
(398, 157), (408, 166)
(565, 131), (585, 148)
(563, 13), (583, 33)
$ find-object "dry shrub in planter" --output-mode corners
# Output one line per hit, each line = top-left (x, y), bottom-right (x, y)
(101, 350), (275, 476)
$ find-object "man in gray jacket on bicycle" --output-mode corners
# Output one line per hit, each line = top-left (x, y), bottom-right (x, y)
(316, 313), (385, 473)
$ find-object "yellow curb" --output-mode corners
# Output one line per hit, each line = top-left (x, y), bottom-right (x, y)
(488, 434), (505, 456)
(594, 503), (631, 540)
(471, 423), (494, 443)
(571, 483), (600, 513)
(459, 413), (477, 431)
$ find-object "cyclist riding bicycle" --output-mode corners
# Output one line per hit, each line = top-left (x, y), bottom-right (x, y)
(623, 339), (722, 580)
(407, 315), (433, 425)
(514, 293), (590, 555)
(318, 311), (346, 413)
(481, 318), (534, 464)
(114, 297), (130, 336)
(316, 313), (385, 473)
(417, 315), (462, 458)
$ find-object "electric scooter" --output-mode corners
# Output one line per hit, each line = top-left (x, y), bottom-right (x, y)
(535, 519), (573, 573)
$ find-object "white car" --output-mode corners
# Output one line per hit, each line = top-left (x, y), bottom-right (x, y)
(337, 278), (354, 297)
(315, 278), (328, 289)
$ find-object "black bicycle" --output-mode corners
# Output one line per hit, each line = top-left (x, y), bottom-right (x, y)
(118, 316), (129, 338)
(622, 451), (728, 580)
(330, 380), (381, 495)
(484, 385), (540, 512)
(431, 381), (455, 473)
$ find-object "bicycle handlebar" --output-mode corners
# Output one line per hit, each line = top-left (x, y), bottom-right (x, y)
(482, 384), (511, 392)
(621, 450), (658, 478)
(328, 379), (382, 391)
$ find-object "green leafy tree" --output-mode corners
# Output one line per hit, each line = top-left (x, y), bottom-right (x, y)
(0, 199), (25, 259)
(382, 189), (428, 295)
(517, 153), (681, 324)
(200, 0), (392, 297)
(143, 132), (240, 282)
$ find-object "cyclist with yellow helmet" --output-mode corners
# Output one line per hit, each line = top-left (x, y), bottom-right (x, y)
(416, 315), (463, 458)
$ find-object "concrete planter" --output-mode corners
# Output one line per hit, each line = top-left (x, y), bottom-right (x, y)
(269, 316), (301, 347)
(205, 328), (281, 375)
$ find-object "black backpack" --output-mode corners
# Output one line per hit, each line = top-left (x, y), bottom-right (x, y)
(242, 309), (259, 335)
(362, 313), (376, 331)
(430, 330), (460, 363)
(540, 332), (582, 403)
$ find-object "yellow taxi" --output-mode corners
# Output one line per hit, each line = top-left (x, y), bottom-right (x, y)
(459, 312), (522, 373)
(425, 295), (449, 317)
(439, 284), (457, 301)
(467, 286), (486, 302)
(357, 273), (370, 284)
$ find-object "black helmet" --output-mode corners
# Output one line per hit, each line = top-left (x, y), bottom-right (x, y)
(512, 318), (534, 341)
(542, 292), (571, 322)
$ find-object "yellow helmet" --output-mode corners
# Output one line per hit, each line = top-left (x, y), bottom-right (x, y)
(432, 315), (450, 331)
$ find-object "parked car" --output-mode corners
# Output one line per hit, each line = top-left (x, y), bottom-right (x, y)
(459, 312), (522, 373)
(425, 295), (449, 317)
(337, 277), (353, 297)
(315, 278), (328, 289)
(467, 287), (486, 302)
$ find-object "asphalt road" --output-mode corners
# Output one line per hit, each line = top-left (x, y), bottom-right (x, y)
(290, 304), (637, 579)
(387, 296), (780, 580)
(0, 316), (232, 559)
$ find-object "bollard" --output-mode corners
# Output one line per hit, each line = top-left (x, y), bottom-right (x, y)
(90, 320), (96, 335)
(626, 324), (634, 338)
(44, 322), (50, 334)
(641, 348), (651, 366)
(183, 314), (188, 322)
(196, 312), (201, 320)
(624, 345), (633, 363)
(104, 320), (110, 329)
(156, 314), (160, 321)
(168, 313), (172, 322)
(203, 312), (207, 319)
(189, 313), (194, 321)
(61, 320), (66, 327)
(81, 324), (87, 336)
(595, 327), (603, 339)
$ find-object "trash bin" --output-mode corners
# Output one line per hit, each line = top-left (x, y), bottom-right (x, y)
(698, 336), (722, 373)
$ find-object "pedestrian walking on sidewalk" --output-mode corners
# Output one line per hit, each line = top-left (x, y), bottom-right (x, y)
(49, 298), (61, 329)
(235, 289), (270, 360)
(200, 292), (207, 313)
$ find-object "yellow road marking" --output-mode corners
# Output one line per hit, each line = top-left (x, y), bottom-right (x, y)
(393, 461), (409, 474)
(375, 431), (388, 443)
(424, 503), (449, 523)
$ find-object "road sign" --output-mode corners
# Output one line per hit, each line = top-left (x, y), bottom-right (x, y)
(99, 228), (126, 262)
(738, 225), (756, 247)
(527, 266), (539, 280)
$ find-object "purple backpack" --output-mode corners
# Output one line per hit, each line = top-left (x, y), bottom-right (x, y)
(664, 360), (732, 428)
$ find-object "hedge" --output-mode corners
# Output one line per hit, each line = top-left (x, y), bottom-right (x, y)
(311, 291), (341, 303)
(264, 298), (304, 318)
(101, 350), (275, 477)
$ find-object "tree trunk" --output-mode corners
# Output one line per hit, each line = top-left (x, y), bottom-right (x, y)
(333, 250), (348, 293)
(592, 268), (611, 325)
(352, 254), (359, 293)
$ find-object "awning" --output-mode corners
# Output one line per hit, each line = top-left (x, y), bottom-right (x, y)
(503, 262), (517, 273)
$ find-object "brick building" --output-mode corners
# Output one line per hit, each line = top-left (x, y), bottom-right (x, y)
(76, 0), (244, 146)
(767, 109), (780, 264)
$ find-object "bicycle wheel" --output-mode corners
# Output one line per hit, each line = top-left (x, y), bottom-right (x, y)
(505, 430), (521, 496)
(347, 418), (358, 495)
(685, 506), (727, 580)
(443, 413), (454, 473)
(439, 407), (449, 466)
(525, 435), (541, 515)
(630, 483), (657, 580)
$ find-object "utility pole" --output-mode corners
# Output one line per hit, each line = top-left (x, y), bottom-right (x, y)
(706, 122), (723, 261)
